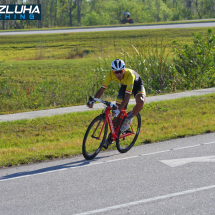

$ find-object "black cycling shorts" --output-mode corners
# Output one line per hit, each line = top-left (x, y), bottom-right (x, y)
(116, 75), (146, 109)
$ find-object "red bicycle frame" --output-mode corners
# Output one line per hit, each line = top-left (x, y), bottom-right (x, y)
(95, 105), (135, 142)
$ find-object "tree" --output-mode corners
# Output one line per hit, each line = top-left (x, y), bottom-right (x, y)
(76, 0), (82, 25)
(69, 0), (73, 26)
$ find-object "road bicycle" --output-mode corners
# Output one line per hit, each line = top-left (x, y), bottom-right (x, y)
(82, 96), (141, 160)
(120, 17), (134, 24)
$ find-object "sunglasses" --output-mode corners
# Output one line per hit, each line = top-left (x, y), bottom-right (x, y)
(113, 70), (124, 74)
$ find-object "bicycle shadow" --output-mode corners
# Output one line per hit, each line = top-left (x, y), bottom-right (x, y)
(0, 154), (112, 181)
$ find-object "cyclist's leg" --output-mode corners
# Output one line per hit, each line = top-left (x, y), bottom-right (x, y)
(117, 85), (134, 131)
(133, 93), (145, 115)
(120, 79), (145, 131)
(131, 78), (146, 116)
(113, 85), (127, 128)
(116, 85), (127, 108)
(103, 85), (127, 148)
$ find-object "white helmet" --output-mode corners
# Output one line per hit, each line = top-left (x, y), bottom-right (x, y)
(111, 59), (125, 71)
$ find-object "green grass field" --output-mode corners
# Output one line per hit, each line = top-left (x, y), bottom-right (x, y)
(0, 59), (119, 114)
(0, 93), (214, 168)
(1, 27), (214, 61)
(1, 26), (215, 114)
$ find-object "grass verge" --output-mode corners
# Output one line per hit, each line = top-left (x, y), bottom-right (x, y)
(0, 93), (215, 168)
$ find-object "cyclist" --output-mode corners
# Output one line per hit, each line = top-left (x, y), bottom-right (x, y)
(87, 59), (146, 134)
(123, 11), (130, 19)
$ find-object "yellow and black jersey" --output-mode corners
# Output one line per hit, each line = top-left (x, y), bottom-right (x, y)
(101, 68), (139, 95)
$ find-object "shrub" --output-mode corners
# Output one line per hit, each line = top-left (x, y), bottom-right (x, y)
(123, 40), (181, 94)
(173, 28), (215, 89)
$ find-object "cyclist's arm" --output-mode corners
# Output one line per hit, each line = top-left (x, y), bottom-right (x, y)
(87, 87), (105, 108)
(98, 71), (111, 97)
(87, 71), (111, 108)
(94, 87), (105, 99)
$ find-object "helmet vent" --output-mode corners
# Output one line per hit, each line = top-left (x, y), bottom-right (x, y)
(111, 59), (125, 71)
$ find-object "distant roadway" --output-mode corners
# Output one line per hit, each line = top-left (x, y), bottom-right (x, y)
(0, 21), (215, 35)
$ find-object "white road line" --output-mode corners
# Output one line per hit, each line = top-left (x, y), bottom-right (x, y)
(1, 141), (215, 182)
(73, 184), (215, 215)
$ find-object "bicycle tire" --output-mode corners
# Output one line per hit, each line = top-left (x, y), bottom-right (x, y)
(82, 114), (108, 160)
(116, 112), (141, 153)
(129, 19), (134, 23)
(121, 19), (126, 24)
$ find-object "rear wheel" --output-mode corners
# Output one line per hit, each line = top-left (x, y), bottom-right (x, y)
(116, 112), (141, 153)
(82, 114), (108, 160)
(129, 19), (134, 23)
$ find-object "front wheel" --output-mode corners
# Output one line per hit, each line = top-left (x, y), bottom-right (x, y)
(116, 113), (141, 153)
(121, 19), (126, 24)
(82, 114), (108, 160)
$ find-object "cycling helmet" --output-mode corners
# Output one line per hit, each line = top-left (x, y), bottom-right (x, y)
(111, 59), (125, 71)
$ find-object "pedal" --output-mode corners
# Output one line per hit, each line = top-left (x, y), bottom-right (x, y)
(125, 130), (133, 134)
(102, 137), (113, 149)
(102, 139), (109, 149)
(102, 144), (108, 150)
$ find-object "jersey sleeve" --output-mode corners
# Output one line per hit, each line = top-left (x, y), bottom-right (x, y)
(125, 73), (135, 94)
(101, 71), (111, 89)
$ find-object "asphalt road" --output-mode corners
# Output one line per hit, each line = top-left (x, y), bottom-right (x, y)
(0, 22), (215, 35)
(1, 132), (215, 215)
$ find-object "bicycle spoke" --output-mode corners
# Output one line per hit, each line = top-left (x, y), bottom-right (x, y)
(82, 115), (108, 160)
(116, 113), (141, 153)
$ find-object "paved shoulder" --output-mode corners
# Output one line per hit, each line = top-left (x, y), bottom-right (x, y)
(0, 88), (214, 122)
